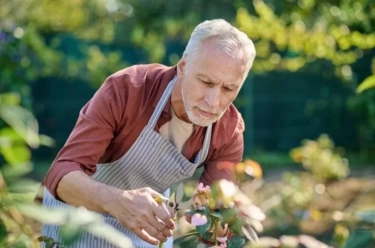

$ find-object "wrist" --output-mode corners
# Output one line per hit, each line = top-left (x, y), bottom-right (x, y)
(98, 185), (124, 215)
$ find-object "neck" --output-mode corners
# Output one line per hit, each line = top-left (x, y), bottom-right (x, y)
(171, 78), (191, 123)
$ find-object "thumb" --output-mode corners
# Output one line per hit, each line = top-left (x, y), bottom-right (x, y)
(146, 188), (169, 202)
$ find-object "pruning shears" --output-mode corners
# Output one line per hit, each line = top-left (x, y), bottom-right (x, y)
(155, 184), (185, 248)
(154, 184), (187, 220)
(165, 183), (184, 220)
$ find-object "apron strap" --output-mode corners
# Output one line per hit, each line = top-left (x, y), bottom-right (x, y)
(148, 74), (213, 165)
(148, 75), (178, 127)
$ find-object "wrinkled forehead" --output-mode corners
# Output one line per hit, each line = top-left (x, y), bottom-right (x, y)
(188, 48), (246, 85)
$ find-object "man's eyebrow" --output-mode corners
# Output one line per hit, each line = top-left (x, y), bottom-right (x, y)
(197, 73), (215, 82)
(224, 84), (240, 89)
(197, 73), (240, 89)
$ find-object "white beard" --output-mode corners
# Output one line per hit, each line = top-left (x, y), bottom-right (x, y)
(181, 81), (224, 127)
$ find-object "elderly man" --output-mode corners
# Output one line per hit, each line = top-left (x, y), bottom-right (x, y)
(41, 18), (256, 247)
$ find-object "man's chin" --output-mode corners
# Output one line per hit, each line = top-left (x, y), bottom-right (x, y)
(187, 110), (220, 126)
(191, 116), (217, 127)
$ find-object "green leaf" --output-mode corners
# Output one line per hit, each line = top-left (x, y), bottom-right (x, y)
(191, 209), (205, 215)
(204, 206), (210, 215)
(222, 208), (237, 224)
(17, 204), (72, 225)
(46, 241), (58, 248)
(12, 234), (34, 248)
(21, 204), (133, 248)
(0, 127), (24, 144)
(220, 221), (226, 229)
(229, 219), (243, 234)
(196, 216), (212, 235)
(88, 222), (133, 248)
(356, 75), (375, 94)
(38, 134), (55, 147)
(227, 235), (246, 248)
(356, 209), (375, 224)
(0, 93), (21, 106)
(343, 229), (374, 248)
(201, 231), (213, 241)
(0, 222), (7, 241)
(0, 145), (31, 165)
(173, 232), (199, 245)
(37, 236), (55, 243)
(2, 162), (34, 179)
(210, 211), (223, 220)
(60, 222), (83, 245)
(0, 105), (40, 148)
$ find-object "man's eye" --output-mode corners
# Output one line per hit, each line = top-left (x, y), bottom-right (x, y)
(202, 80), (213, 86)
(223, 87), (234, 92)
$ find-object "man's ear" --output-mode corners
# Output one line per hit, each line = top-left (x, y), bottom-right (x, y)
(177, 55), (187, 77)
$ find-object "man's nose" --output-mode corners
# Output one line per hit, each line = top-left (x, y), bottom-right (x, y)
(205, 87), (220, 108)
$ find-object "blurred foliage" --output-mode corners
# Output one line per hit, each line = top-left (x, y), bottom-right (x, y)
(0, 92), (55, 247)
(237, 0), (375, 77)
(2, 0), (374, 83)
(0, 93), (133, 247)
(175, 134), (375, 247)
(356, 74), (375, 93)
(290, 134), (350, 182)
(241, 134), (375, 248)
(2, 0), (375, 156)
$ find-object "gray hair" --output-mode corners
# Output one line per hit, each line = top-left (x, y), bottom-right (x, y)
(183, 19), (256, 80)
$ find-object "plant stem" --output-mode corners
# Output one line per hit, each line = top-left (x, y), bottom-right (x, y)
(214, 220), (218, 246)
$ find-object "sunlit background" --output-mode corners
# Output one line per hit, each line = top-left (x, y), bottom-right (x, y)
(1, 0), (375, 247)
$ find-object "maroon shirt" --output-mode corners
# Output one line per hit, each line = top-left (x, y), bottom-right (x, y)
(43, 64), (245, 199)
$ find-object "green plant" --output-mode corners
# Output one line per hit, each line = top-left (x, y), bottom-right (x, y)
(290, 134), (350, 182)
(174, 180), (265, 248)
(342, 209), (375, 248)
(0, 92), (132, 247)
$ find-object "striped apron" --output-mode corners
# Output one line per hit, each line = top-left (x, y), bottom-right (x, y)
(41, 75), (212, 248)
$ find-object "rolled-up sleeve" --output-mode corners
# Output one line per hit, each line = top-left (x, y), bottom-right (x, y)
(43, 76), (124, 199)
(199, 117), (245, 186)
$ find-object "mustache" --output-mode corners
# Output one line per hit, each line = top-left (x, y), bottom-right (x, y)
(198, 106), (220, 115)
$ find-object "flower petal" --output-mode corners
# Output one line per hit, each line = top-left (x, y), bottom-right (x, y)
(219, 180), (237, 198)
(191, 213), (207, 226)
(217, 236), (227, 243)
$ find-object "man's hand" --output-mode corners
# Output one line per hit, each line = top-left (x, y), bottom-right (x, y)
(107, 187), (175, 245)
(56, 172), (174, 245)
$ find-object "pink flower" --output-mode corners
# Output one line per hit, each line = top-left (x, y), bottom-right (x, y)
(193, 183), (211, 210)
(191, 213), (208, 226)
(217, 236), (227, 243)
(198, 182), (211, 191)
(209, 243), (227, 248)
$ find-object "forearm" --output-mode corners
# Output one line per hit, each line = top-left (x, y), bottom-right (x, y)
(56, 171), (121, 214)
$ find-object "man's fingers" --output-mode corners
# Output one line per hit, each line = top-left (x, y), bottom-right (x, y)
(148, 217), (173, 238)
(144, 222), (168, 242)
(133, 229), (159, 245)
(152, 204), (175, 229)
